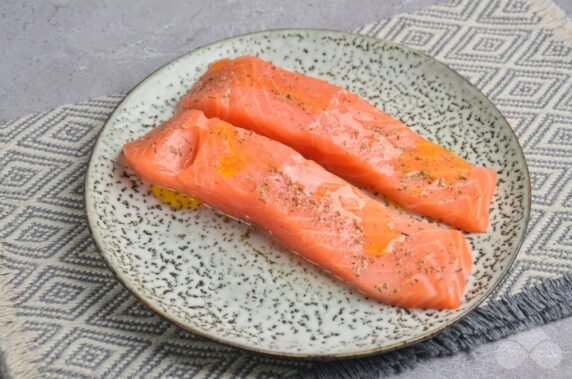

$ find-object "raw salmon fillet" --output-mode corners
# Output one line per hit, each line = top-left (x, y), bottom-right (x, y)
(123, 110), (472, 309)
(178, 56), (497, 232)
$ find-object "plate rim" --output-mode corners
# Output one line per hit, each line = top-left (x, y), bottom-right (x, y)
(84, 28), (531, 360)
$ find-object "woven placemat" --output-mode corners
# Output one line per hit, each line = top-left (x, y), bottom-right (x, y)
(1, 0), (571, 377)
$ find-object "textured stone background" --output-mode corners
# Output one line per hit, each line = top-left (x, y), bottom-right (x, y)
(1, 0), (438, 119)
(1, 0), (571, 377)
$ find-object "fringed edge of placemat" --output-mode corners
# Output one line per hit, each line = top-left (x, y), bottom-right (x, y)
(0, 243), (39, 379)
(356, 0), (572, 50)
(529, 0), (572, 43)
(294, 272), (572, 379)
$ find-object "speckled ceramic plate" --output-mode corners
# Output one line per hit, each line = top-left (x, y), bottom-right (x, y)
(85, 29), (530, 359)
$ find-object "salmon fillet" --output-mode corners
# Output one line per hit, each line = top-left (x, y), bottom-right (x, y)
(178, 56), (497, 232)
(123, 110), (472, 309)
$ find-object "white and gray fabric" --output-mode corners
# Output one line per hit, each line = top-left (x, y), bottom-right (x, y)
(1, 0), (571, 377)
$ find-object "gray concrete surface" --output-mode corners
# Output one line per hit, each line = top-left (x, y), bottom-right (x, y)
(1, 0), (437, 120)
(1, 0), (571, 378)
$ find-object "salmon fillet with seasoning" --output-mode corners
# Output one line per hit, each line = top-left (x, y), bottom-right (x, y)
(123, 110), (472, 309)
(178, 56), (497, 232)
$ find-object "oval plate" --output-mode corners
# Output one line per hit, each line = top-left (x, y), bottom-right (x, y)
(85, 29), (530, 359)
